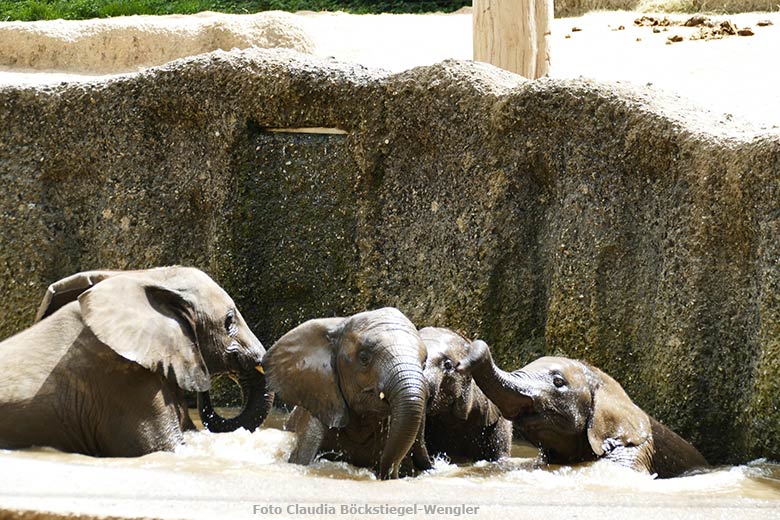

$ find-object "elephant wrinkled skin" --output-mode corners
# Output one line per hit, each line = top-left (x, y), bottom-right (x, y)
(460, 341), (708, 478)
(0, 267), (272, 456)
(263, 307), (433, 479)
(421, 327), (512, 463)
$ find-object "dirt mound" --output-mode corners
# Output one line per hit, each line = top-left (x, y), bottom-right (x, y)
(0, 11), (315, 74)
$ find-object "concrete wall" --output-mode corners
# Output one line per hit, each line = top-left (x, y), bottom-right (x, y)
(1, 49), (778, 464)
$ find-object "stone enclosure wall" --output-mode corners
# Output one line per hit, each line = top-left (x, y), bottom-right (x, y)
(0, 11), (314, 73)
(1, 49), (778, 465)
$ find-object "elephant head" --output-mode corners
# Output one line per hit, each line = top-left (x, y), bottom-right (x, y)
(263, 307), (430, 479)
(420, 328), (510, 463)
(421, 327), (497, 425)
(459, 341), (707, 476)
(34, 267), (273, 433)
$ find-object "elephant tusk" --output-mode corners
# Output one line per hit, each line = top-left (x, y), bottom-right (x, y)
(255, 365), (265, 375)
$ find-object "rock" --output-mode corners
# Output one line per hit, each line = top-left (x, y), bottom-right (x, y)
(668, 34), (684, 42)
(757, 20), (773, 27)
(634, 15), (673, 27)
(719, 20), (738, 35)
(684, 17), (757, 41)
(0, 49), (779, 466)
(684, 15), (712, 27)
(571, 26), (583, 32)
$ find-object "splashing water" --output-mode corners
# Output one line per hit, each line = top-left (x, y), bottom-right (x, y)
(1, 411), (778, 519)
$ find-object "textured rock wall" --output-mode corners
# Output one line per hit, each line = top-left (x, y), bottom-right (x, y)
(1, 49), (778, 464)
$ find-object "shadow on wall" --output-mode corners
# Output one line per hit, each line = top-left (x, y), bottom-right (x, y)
(223, 124), (362, 340)
(0, 48), (778, 467)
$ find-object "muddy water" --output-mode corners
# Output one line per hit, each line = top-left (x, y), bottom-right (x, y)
(1, 410), (778, 520)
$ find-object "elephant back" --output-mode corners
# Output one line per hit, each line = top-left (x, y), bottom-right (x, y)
(649, 416), (708, 478)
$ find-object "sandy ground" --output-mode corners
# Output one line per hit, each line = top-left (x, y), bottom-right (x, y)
(0, 8), (778, 130)
(299, 9), (780, 129)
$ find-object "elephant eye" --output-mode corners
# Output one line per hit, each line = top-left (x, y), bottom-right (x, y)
(224, 310), (237, 336)
(553, 375), (566, 388)
(442, 359), (453, 371)
(357, 349), (371, 366)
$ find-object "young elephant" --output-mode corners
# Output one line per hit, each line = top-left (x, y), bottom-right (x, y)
(0, 267), (273, 457)
(263, 307), (433, 479)
(421, 328), (512, 463)
(460, 341), (708, 478)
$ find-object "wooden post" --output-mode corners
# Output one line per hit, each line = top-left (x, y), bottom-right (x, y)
(473, 0), (552, 79)
(535, 0), (553, 77)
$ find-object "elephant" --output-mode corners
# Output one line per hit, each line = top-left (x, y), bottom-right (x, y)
(0, 267), (273, 457)
(420, 327), (512, 463)
(262, 307), (433, 479)
(459, 341), (708, 478)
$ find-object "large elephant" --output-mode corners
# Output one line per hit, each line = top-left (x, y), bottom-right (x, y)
(263, 307), (432, 479)
(0, 267), (273, 456)
(460, 341), (708, 478)
(421, 327), (512, 463)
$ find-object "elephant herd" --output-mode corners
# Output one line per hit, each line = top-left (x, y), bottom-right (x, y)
(0, 267), (707, 480)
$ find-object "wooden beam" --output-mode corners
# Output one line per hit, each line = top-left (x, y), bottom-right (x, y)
(473, 0), (552, 79)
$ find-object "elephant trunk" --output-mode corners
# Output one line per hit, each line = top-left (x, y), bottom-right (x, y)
(197, 369), (274, 433)
(379, 357), (428, 479)
(461, 340), (532, 420)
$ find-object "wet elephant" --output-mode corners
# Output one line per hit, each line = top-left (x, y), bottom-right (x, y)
(460, 341), (708, 478)
(263, 307), (432, 479)
(0, 267), (273, 456)
(421, 327), (512, 462)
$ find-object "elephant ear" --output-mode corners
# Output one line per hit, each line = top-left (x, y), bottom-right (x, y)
(263, 317), (348, 429)
(35, 270), (125, 323)
(586, 365), (651, 459)
(78, 273), (210, 393)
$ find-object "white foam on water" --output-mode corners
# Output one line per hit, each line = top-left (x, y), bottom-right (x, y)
(412, 451), (780, 502)
(176, 427), (296, 467)
(302, 459), (378, 480)
(2, 429), (779, 519)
